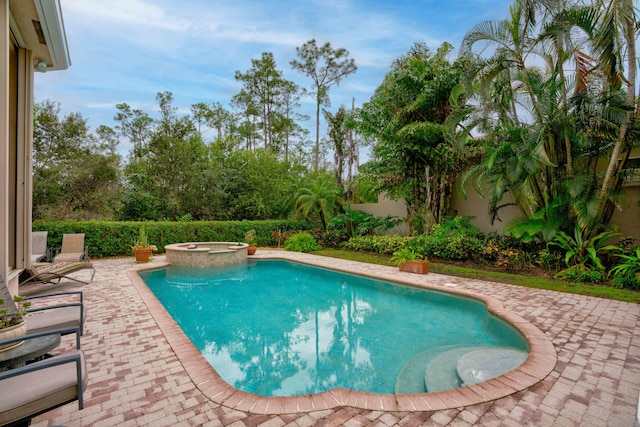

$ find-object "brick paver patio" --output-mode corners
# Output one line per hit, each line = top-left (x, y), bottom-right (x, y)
(21, 252), (640, 426)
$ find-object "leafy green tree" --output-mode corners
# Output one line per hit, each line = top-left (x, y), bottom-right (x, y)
(220, 149), (305, 220)
(231, 89), (262, 150)
(274, 80), (309, 162)
(208, 101), (233, 142)
(118, 161), (167, 220)
(358, 42), (474, 228)
(113, 103), (154, 160)
(324, 106), (348, 187)
(33, 100), (121, 219)
(235, 52), (298, 151)
(190, 102), (212, 137)
(33, 100), (88, 171)
(290, 39), (357, 171)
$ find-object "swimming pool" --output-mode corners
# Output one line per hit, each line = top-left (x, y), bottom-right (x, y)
(140, 260), (528, 396)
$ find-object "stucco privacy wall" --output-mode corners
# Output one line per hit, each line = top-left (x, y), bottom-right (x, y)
(352, 193), (411, 235)
(353, 172), (640, 242)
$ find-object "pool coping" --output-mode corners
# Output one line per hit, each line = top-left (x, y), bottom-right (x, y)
(128, 251), (557, 414)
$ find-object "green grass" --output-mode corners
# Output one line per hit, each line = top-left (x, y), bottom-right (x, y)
(312, 249), (640, 304)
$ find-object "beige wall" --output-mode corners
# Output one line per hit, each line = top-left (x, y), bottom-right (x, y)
(449, 181), (522, 235)
(1, 0), (12, 289)
(2, 0), (68, 294)
(354, 173), (640, 242)
(352, 193), (410, 235)
(611, 182), (640, 241)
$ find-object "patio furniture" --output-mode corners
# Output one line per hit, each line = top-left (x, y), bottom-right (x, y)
(31, 231), (49, 263)
(2, 273), (84, 347)
(0, 332), (60, 371)
(0, 330), (87, 427)
(53, 233), (89, 263)
(19, 262), (95, 287)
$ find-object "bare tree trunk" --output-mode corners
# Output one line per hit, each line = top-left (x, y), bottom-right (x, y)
(315, 95), (321, 171)
(346, 98), (357, 202)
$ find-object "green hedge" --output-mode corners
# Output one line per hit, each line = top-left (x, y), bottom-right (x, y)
(33, 220), (315, 258)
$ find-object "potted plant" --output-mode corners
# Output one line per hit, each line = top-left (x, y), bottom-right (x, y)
(0, 295), (31, 352)
(132, 226), (157, 263)
(244, 229), (257, 255)
(389, 248), (429, 274)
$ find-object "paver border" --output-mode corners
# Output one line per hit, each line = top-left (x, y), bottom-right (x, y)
(128, 252), (557, 414)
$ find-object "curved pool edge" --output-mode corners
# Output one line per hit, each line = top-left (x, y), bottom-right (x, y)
(128, 252), (557, 414)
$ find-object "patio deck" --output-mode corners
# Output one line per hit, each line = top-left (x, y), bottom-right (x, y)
(21, 252), (640, 427)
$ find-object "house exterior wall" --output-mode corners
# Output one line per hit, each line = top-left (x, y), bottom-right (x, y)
(1, 0), (13, 290)
(1, 0), (68, 295)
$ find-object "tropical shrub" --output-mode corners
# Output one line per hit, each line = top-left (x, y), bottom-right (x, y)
(343, 235), (411, 254)
(547, 224), (619, 272)
(284, 232), (321, 253)
(329, 210), (402, 237)
(554, 265), (606, 283)
(478, 232), (542, 270)
(535, 248), (564, 272)
(419, 216), (484, 260)
(389, 248), (424, 266)
(310, 229), (349, 249)
(609, 247), (640, 290)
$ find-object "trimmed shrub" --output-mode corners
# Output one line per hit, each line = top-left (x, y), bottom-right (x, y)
(343, 235), (411, 254)
(33, 220), (315, 258)
(284, 232), (321, 252)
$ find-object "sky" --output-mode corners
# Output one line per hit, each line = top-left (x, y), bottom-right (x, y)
(34, 0), (513, 155)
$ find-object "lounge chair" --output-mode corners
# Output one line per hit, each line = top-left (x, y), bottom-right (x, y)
(2, 273), (84, 346)
(20, 262), (95, 286)
(0, 330), (87, 426)
(31, 231), (49, 263)
(53, 233), (89, 263)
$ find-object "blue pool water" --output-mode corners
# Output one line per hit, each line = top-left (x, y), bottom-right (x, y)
(140, 260), (528, 396)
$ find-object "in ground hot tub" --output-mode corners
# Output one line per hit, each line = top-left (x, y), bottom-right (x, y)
(164, 242), (249, 267)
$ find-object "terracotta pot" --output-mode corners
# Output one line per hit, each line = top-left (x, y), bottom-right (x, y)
(247, 245), (257, 255)
(0, 321), (27, 352)
(399, 260), (429, 274)
(133, 248), (152, 263)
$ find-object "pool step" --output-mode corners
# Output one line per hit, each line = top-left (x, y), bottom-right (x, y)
(395, 346), (529, 394)
(395, 345), (483, 394)
(424, 346), (494, 392)
(456, 348), (528, 386)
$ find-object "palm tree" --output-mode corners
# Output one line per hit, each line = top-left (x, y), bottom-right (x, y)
(459, 0), (638, 241)
(294, 174), (344, 230)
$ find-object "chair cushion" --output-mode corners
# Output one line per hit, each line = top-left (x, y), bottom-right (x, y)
(26, 306), (84, 333)
(0, 350), (87, 425)
(32, 232), (48, 255)
(54, 253), (85, 263)
(61, 234), (85, 253)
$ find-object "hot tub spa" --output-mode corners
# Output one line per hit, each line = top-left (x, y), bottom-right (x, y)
(164, 242), (248, 267)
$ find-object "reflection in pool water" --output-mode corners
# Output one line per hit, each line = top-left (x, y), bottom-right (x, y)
(140, 260), (528, 396)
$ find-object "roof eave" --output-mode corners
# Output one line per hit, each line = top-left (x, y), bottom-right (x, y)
(33, 0), (70, 71)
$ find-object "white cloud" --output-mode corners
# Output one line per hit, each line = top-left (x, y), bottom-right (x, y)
(39, 0), (513, 144)
(63, 0), (189, 31)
